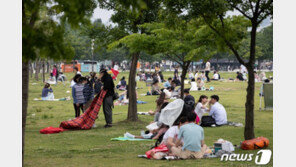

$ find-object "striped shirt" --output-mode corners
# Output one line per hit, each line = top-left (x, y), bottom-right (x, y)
(72, 83), (85, 104)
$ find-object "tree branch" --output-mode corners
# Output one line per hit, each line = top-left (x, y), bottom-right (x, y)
(248, 0), (255, 14)
(165, 54), (183, 65)
(203, 17), (246, 66)
(226, 0), (252, 20)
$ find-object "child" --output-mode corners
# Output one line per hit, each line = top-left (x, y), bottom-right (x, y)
(190, 78), (198, 91)
(41, 83), (54, 100)
(72, 75), (85, 117)
(82, 77), (94, 111)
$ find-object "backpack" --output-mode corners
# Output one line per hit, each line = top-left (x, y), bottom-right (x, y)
(241, 137), (269, 150)
(200, 116), (216, 127)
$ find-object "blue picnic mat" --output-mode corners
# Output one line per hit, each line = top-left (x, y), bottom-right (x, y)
(111, 137), (154, 141)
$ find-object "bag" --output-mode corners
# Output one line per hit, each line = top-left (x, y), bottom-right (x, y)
(200, 116), (216, 127)
(113, 91), (119, 101)
(145, 144), (169, 159)
(241, 137), (269, 150)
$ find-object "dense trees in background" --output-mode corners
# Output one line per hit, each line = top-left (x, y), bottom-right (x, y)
(163, 0), (273, 140)
(99, 0), (163, 121)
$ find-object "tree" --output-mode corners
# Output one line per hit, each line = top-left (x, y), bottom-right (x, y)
(99, 0), (162, 121)
(164, 0), (273, 140)
(257, 24), (273, 61)
(109, 19), (218, 98)
(22, 0), (97, 165)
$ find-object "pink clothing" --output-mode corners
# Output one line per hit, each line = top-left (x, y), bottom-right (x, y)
(52, 68), (57, 76)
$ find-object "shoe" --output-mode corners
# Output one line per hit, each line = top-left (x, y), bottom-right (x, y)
(104, 124), (112, 128)
(124, 132), (135, 138)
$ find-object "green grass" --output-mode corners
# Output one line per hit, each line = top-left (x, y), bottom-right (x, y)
(25, 71), (273, 167)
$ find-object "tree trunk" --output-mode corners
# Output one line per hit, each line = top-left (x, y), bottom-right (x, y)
(22, 61), (29, 166)
(29, 61), (33, 78)
(244, 23), (257, 140)
(244, 65), (255, 140)
(47, 61), (50, 73)
(34, 60), (40, 81)
(127, 52), (140, 121)
(42, 60), (45, 83)
(180, 62), (190, 99)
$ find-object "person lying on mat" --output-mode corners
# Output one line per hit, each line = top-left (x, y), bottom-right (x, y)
(208, 95), (227, 126)
(41, 83), (54, 100)
(171, 112), (208, 159)
(115, 85), (138, 105)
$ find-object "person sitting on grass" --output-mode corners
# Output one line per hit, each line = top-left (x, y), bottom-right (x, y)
(161, 117), (187, 151)
(163, 77), (172, 88)
(212, 71), (220, 81)
(236, 72), (244, 81)
(171, 112), (208, 159)
(196, 78), (205, 90)
(72, 75), (85, 117)
(116, 76), (127, 90)
(163, 86), (174, 99)
(41, 83), (54, 100)
(194, 95), (209, 124)
(148, 92), (168, 115)
(190, 78), (198, 91)
(151, 80), (161, 95)
(208, 95), (227, 126)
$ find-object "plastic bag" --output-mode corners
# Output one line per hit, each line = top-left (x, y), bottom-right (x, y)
(145, 144), (169, 159)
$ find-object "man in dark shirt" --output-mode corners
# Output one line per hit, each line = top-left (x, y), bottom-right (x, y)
(98, 69), (115, 128)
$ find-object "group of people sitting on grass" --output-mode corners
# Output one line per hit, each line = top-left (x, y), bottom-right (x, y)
(136, 71), (165, 83)
(124, 89), (227, 159)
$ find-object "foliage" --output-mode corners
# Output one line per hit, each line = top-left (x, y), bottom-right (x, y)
(23, 0), (98, 62)
(256, 24), (273, 60)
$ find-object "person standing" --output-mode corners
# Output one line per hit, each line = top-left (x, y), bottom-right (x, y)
(52, 65), (58, 85)
(98, 69), (115, 128)
(205, 61), (211, 82)
(72, 75), (85, 117)
(174, 66), (179, 80)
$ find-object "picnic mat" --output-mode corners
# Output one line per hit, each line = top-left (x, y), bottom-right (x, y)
(60, 90), (107, 130)
(111, 137), (154, 141)
(34, 97), (70, 101)
(39, 90), (106, 134)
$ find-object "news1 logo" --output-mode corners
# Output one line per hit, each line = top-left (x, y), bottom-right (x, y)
(221, 149), (272, 165)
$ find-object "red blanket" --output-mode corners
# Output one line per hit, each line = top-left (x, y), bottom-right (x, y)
(59, 90), (107, 130)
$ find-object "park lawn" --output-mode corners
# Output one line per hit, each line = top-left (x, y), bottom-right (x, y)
(24, 71), (273, 167)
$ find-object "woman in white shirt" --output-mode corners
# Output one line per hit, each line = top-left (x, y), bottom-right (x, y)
(190, 78), (198, 91)
(194, 95), (209, 123)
